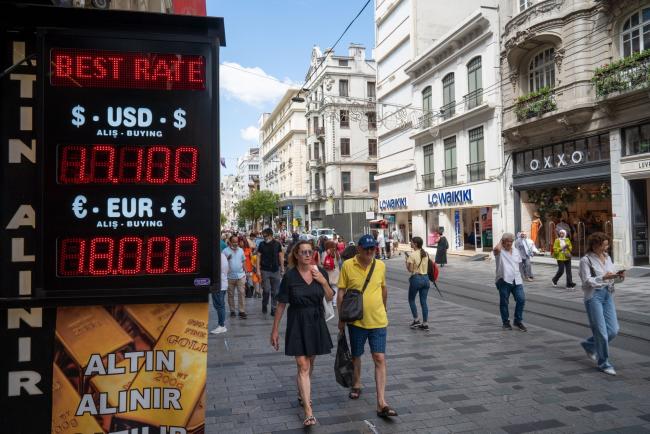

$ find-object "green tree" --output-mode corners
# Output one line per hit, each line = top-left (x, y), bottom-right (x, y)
(220, 212), (228, 228)
(236, 190), (279, 230)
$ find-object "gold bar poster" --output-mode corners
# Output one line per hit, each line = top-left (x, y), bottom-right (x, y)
(51, 303), (208, 434)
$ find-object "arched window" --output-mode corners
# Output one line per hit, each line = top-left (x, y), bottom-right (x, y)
(467, 57), (482, 109)
(528, 48), (555, 92)
(442, 73), (455, 119)
(422, 86), (432, 127)
(621, 7), (650, 57)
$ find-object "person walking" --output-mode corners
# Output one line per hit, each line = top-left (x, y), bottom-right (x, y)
(515, 232), (538, 281)
(257, 228), (284, 316)
(579, 232), (624, 375)
(337, 235), (397, 418)
(552, 229), (577, 289)
(223, 235), (247, 319)
(405, 236), (430, 330)
(435, 229), (448, 267)
(391, 228), (401, 256)
(322, 240), (340, 307)
(210, 250), (229, 334)
(270, 240), (334, 427)
(377, 231), (387, 259)
(493, 233), (527, 331)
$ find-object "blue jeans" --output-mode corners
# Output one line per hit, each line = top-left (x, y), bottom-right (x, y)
(408, 274), (430, 322)
(581, 288), (619, 370)
(211, 291), (226, 327)
(496, 279), (525, 324)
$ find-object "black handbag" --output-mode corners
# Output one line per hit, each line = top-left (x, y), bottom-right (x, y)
(339, 260), (375, 322)
(334, 331), (354, 388)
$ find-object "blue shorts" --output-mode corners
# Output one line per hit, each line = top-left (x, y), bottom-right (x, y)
(347, 325), (387, 357)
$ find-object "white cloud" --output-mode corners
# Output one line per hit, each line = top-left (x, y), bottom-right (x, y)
(220, 62), (300, 108)
(240, 125), (259, 142)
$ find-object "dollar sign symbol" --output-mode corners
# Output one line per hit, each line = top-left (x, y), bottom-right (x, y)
(173, 108), (186, 130)
(71, 105), (85, 128)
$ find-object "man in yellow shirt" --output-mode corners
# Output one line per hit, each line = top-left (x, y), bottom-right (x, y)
(337, 234), (397, 418)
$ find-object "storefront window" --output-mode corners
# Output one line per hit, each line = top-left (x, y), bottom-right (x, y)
(426, 210), (440, 247)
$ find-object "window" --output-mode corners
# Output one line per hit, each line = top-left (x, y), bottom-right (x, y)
(338, 59), (349, 67)
(468, 127), (485, 182)
(443, 136), (457, 186)
(341, 172), (351, 192)
(369, 172), (377, 192)
(442, 73), (455, 119)
(423, 144), (434, 189)
(314, 173), (320, 191)
(466, 57), (483, 109)
(623, 122), (650, 156)
(313, 116), (319, 132)
(366, 112), (377, 129)
(368, 139), (377, 157)
(520, 0), (533, 12)
(340, 110), (350, 128)
(622, 8), (650, 57)
(313, 142), (319, 160)
(367, 82), (376, 99)
(340, 138), (350, 156)
(339, 79), (349, 97)
(422, 86), (432, 127)
(529, 48), (555, 92)
(307, 118), (311, 135)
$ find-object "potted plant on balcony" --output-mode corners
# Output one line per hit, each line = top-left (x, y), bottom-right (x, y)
(592, 48), (650, 97)
(514, 86), (557, 121)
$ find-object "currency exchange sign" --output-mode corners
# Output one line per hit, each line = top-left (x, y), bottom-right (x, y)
(41, 34), (217, 296)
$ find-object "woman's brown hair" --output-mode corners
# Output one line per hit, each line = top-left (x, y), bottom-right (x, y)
(586, 232), (609, 253)
(288, 240), (313, 268)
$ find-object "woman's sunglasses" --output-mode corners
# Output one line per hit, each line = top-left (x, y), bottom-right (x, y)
(298, 250), (313, 257)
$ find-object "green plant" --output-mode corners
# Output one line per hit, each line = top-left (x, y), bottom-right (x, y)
(235, 190), (279, 229)
(525, 187), (577, 222)
(515, 87), (557, 121)
(592, 48), (650, 96)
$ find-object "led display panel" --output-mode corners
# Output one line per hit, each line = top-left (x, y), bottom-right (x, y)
(41, 34), (217, 295)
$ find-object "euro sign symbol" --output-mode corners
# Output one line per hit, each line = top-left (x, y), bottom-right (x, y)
(173, 108), (186, 130)
(71, 105), (85, 128)
(171, 195), (186, 218)
(72, 195), (88, 219)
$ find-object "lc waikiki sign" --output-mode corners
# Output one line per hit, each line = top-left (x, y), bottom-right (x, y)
(428, 188), (473, 207)
(379, 197), (408, 211)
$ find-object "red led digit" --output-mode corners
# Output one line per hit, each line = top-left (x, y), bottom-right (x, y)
(118, 146), (144, 183)
(174, 236), (198, 273)
(59, 238), (86, 276)
(117, 237), (143, 275)
(60, 146), (87, 184)
(174, 147), (198, 184)
(90, 145), (116, 183)
(146, 236), (170, 274)
(146, 146), (171, 184)
(88, 237), (114, 275)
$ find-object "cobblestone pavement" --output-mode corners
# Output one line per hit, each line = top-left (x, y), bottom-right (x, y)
(205, 264), (650, 434)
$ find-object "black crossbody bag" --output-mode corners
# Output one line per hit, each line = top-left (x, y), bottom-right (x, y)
(339, 260), (376, 322)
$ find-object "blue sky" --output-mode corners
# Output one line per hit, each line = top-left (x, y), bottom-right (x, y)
(207, 0), (375, 177)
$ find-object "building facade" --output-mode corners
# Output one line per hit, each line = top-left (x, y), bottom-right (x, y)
(220, 174), (238, 228)
(234, 148), (260, 205)
(303, 44), (378, 240)
(259, 89), (308, 232)
(500, 0), (650, 268)
(374, 0), (497, 245)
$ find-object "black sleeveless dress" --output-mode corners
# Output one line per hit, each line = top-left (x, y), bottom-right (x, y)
(277, 267), (334, 356)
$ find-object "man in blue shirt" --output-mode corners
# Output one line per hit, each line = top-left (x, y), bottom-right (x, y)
(223, 234), (247, 318)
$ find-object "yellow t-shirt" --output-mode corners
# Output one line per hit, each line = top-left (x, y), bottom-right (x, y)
(337, 257), (388, 329)
(406, 251), (429, 274)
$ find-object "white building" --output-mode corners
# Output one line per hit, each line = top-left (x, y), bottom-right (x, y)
(259, 89), (308, 232)
(374, 0), (496, 247)
(220, 174), (238, 228)
(303, 44), (378, 240)
(235, 148), (260, 203)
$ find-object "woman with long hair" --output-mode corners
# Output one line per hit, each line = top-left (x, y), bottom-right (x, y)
(270, 240), (334, 426)
(579, 232), (624, 375)
(405, 236), (431, 330)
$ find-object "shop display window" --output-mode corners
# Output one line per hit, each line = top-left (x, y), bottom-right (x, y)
(426, 210), (440, 247)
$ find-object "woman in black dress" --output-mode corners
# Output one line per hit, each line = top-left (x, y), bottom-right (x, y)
(270, 240), (334, 427)
(435, 229), (449, 267)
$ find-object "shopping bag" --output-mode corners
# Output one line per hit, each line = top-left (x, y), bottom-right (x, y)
(323, 297), (335, 322)
(334, 331), (354, 388)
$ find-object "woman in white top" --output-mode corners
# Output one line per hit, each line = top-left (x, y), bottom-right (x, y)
(578, 232), (624, 375)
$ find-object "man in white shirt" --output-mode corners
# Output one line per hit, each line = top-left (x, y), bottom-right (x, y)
(377, 231), (386, 260)
(493, 233), (527, 331)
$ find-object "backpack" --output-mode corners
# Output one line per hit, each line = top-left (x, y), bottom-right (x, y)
(427, 258), (439, 283)
(323, 253), (335, 271)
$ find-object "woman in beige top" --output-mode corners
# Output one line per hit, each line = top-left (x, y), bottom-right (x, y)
(405, 236), (431, 330)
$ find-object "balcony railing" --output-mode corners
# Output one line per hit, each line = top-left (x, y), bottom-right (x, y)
(440, 101), (455, 120)
(421, 173), (435, 190)
(418, 111), (434, 129)
(442, 167), (457, 186)
(514, 87), (557, 121)
(464, 88), (483, 110)
(592, 49), (650, 98)
(467, 161), (485, 182)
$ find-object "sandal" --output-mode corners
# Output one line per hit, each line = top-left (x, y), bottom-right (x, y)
(377, 406), (398, 418)
(348, 388), (361, 400)
(303, 415), (317, 426)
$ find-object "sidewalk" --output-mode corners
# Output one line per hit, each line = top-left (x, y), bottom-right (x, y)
(205, 282), (650, 434)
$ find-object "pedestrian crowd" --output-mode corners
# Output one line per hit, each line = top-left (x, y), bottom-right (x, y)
(213, 225), (626, 427)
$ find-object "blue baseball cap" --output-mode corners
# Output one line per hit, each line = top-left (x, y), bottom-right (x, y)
(358, 234), (377, 248)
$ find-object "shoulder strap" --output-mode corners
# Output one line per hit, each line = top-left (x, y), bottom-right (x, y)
(586, 256), (597, 278)
(361, 260), (376, 293)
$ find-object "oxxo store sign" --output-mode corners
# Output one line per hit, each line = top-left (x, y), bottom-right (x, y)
(528, 150), (586, 171)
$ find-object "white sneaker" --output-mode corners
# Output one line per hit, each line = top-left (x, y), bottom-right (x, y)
(602, 367), (616, 376)
(584, 348), (597, 363)
(210, 326), (227, 334)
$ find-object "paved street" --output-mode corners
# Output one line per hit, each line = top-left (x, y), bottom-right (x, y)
(205, 257), (650, 434)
